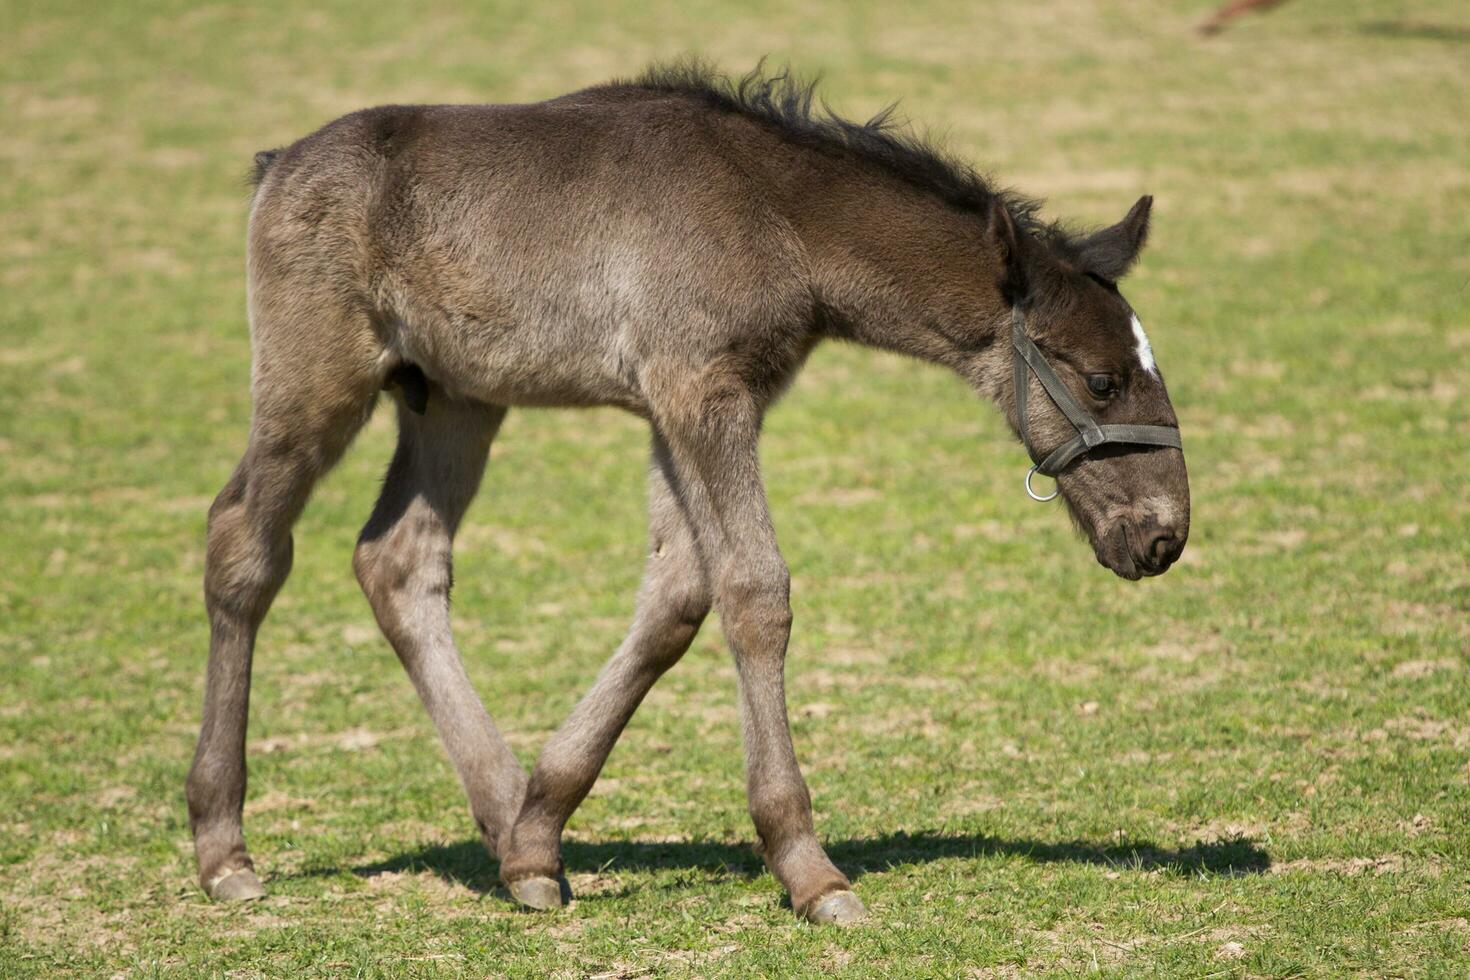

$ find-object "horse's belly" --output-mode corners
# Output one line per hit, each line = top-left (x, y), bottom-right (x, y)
(395, 308), (647, 413)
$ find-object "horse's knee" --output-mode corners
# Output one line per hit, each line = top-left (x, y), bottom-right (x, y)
(204, 487), (292, 624)
(719, 564), (792, 656)
(353, 524), (450, 639)
(640, 582), (710, 670)
(352, 538), (399, 615)
(671, 586), (712, 638)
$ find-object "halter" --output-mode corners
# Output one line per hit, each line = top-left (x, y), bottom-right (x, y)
(1011, 307), (1182, 502)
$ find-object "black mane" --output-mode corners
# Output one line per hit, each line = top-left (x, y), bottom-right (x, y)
(630, 60), (1081, 257)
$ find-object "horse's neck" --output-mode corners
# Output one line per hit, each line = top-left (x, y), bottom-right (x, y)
(795, 180), (1010, 377)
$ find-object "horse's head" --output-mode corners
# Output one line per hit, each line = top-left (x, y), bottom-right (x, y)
(988, 195), (1190, 579)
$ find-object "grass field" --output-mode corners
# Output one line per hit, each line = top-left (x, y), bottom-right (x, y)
(3, 0), (1469, 975)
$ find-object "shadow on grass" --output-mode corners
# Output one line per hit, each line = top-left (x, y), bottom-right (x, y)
(1357, 21), (1470, 43)
(307, 830), (1269, 895)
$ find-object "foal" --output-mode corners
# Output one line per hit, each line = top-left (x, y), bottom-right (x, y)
(187, 64), (1190, 923)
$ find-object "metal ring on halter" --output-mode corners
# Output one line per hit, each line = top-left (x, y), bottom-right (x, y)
(1024, 464), (1059, 502)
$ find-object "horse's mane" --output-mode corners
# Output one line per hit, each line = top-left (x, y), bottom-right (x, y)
(627, 60), (1082, 257)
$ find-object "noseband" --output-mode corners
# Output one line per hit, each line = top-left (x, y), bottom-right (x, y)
(1011, 307), (1182, 502)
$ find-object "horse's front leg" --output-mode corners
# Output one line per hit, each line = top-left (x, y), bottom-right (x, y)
(653, 372), (865, 924)
(498, 436), (712, 908)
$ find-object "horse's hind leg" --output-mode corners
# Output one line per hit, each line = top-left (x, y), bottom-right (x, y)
(353, 392), (529, 862)
(186, 301), (382, 901)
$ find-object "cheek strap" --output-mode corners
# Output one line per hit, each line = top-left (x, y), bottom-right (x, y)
(1011, 307), (1182, 482)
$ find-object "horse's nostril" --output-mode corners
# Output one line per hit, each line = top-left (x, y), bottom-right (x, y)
(1142, 527), (1179, 571)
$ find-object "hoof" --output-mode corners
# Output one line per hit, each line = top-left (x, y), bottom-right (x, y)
(206, 868), (266, 902)
(508, 875), (569, 911)
(805, 889), (866, 925)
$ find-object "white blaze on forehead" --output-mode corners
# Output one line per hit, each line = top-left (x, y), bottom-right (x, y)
(1130, 313), (1158, 376)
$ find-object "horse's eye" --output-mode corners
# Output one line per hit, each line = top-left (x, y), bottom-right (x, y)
(1086, 374), (1118, 398)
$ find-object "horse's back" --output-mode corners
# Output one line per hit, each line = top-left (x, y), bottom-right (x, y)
(247, 89), (812, 410)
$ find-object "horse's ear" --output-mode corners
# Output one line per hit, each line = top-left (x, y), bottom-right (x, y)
(986, 198), (1028, 303)
(1078, 195), (1152, 281)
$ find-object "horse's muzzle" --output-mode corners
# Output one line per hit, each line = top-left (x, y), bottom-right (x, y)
(1134, 521), (1185, 576)
(1094, 517), (1187, 580)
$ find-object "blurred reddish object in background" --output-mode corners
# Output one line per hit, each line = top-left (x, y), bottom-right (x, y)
(1198, 0), (1294, 35)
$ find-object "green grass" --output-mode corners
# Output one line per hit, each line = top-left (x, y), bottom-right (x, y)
(3, 0), (1468, 975)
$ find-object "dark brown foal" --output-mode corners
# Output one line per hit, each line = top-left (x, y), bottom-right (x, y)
(188, 63), (1189, 922)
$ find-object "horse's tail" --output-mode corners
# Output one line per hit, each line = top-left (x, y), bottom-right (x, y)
(248, 148), (282, 191)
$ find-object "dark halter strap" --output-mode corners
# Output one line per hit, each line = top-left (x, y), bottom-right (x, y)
(1011, 307), (1182, 494)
